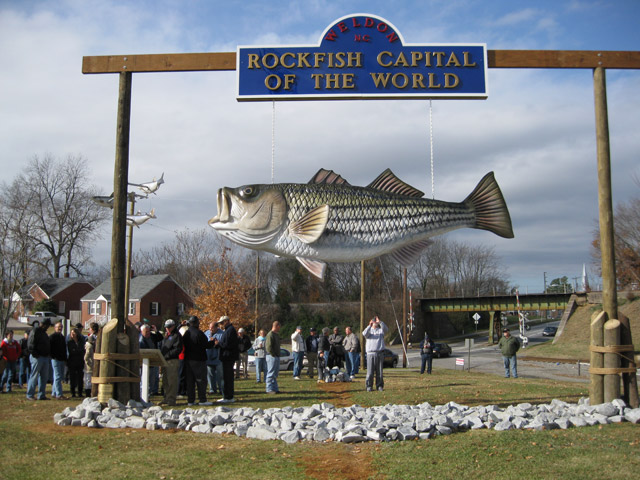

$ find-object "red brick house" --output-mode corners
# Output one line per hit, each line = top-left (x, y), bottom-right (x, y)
(80, 274), (193, 328)
(12, 278), (94, 320)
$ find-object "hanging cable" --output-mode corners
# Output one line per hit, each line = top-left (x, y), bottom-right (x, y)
(271, 100), (276, 184)
(429, 99), (435, 199)
(377, 258), (410, 366)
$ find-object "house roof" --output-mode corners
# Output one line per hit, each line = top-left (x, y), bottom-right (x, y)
(81, 274), (191, 302)
(15, 277), (93, 300)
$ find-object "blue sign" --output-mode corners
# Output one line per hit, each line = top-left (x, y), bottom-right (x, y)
(237, 14), (487, 101)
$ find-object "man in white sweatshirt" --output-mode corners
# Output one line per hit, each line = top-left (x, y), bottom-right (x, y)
(290, 326), (305, 380)
(362, 316), (388, 392)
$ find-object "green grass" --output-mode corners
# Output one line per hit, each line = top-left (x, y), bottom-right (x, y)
(2, 367), (638, 480)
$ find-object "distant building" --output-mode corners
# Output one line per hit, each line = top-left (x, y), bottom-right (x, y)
(80, 274), (193, 328)
(11, 278), (94, 319)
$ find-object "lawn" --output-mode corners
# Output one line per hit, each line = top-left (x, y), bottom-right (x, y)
(1, 367), (638, 480)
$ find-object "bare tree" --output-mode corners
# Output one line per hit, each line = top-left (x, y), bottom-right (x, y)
(6, 154), (110, 278)
(592, 195), (640, 288)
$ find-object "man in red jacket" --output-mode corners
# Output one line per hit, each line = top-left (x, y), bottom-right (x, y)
(1, 330), (22, 393)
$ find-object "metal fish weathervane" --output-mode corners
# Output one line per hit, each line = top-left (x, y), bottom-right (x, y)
(208, 169), (513, 280)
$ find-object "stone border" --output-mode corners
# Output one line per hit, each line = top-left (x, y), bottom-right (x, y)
(54, 397), (640, 444)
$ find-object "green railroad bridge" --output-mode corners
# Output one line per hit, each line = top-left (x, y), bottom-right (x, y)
(418, 292), (581, 344)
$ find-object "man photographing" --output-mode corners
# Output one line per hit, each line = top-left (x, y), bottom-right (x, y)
(362, 316), (388, 392)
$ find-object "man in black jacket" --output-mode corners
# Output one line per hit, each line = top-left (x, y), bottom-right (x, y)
(217, 316), (238, 403)
(26, 319), (52, 401)
(49, 322), (68, 399)
(159, 319), (183, 406)
(182, 316), (214, 406)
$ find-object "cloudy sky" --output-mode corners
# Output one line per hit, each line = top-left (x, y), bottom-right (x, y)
(1, 0), (638, 293)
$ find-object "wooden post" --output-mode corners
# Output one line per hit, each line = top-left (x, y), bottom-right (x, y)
(618, 313), (639, 408)
(360, 260), (365, 369)
(593, 67), (618, 321)
(590, 311), (606, 405)
(111, 71), (132, 334)
(97, 318), (118, 403)
(603, 318), (621, 403)
(488, 311), (495, 345)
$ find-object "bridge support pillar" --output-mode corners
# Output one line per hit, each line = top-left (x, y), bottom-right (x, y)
(488, 311), (501, 345)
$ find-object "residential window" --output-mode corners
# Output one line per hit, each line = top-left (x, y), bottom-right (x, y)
(128, 302), (136, 316)
(150, 302), (160, 316)
(58, 301), (66, 314)
(177, 303), (185, 315)
(89, 302), (96, 315)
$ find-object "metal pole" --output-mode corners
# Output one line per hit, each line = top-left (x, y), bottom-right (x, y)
(360, 260), (365, 369)
(111, 71), (132, 333)
(402, 268), (407, 368)
(124, 194), (135, 320)
(593, 67), (618, 321)
(255, 255), (259, 336)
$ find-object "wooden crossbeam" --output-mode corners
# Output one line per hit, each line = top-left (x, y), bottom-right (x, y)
(82, 50), (640, 74)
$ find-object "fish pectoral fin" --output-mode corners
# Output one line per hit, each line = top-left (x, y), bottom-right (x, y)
(288, 205), (330, 244)
(388, 239), (433, 267)
(296, 257), (326, 280)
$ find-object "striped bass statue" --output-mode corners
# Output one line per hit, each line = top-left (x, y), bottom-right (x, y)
(208, 169), (514, 280)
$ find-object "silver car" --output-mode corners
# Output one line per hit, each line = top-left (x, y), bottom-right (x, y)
(246, 347), (294, 372)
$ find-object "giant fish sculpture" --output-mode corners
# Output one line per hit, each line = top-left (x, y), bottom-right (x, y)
(208, 169), (513, 280)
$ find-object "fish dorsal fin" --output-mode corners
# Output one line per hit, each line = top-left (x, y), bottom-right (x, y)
(367, 169), (424, 198)
(309, 169), (351, 185)
(288, 205), (330, 244)
(296, 257), (327, 280)
(387, 239), (433, 267)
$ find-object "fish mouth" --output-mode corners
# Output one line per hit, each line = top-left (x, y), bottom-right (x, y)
(208, 188), (231, 228)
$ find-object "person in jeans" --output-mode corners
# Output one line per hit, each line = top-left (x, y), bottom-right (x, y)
(290, 326), (305, 380)
(265, 321), (281, 394)
(26, 319), (52, 401)
(362, 316), (388, 392)
(342, 326), (360, 379)
(305, 327), (319, 379)
(205, 321), (223, 394)
(252, 329), (267, 383)
(49, 321), (68, 399)
(1, 330), (21, 392)
(498, 328), (520, 378)
(420, 334), (435, 375)
(18, 331), (30, 388)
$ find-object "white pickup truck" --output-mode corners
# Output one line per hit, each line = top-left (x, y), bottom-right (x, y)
(19, 311), (65, 326)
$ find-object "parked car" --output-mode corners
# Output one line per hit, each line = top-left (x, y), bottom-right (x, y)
(382, 348), (398, 368)
(542, 326), (558, 337)
(245, 347), (294, 372)
(18, 311), (65, 326)
(433, 343), (452, 358)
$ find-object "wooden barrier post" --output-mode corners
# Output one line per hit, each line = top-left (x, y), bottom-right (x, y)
(603, 318), (621, 403)
(97, 318), (118, 403)
(590, 311), (605, 405)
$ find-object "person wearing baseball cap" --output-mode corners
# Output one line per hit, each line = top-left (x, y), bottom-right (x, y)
(159, 319), (182, 406)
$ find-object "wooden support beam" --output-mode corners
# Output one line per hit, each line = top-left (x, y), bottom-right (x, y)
(82, 50), (640, 74)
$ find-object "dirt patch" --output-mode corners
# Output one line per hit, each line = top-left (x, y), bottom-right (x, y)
(301, 443), (382, 480)
(317, 380), (354, 407)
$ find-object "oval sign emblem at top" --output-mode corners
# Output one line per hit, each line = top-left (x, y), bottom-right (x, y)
(237, 13), (488, 101)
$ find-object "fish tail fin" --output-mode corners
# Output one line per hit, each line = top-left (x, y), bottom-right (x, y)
(464, 172), (514, 239)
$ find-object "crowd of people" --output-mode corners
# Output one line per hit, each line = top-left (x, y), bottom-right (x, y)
(1, 313), (425, 404)
(0, 319), (100, 401)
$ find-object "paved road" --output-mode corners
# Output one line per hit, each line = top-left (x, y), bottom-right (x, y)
(391, 321), (590, 383)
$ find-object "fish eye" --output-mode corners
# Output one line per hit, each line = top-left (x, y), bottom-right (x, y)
(239, 186), (255, 198)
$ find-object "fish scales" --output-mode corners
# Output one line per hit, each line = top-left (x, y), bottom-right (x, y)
(208, 168), (513, 280)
